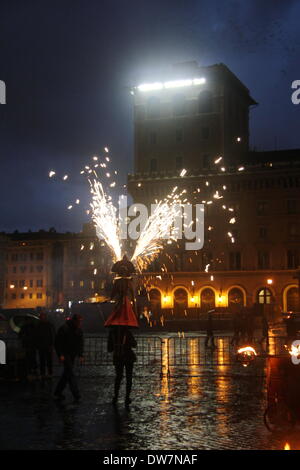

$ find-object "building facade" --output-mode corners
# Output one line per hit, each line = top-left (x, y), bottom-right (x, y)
(128, 62), (300, 319)
(3, 225), (112, 310)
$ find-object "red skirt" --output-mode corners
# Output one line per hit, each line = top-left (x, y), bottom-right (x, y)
(104, 296), (139, 328)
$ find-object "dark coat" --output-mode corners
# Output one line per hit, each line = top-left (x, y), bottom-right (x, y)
(34, 321), (55, 349)
(55, 320), (84, 358)
(108, 327), (137, 365)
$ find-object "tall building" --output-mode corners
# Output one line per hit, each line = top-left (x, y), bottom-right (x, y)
(128, 62), (300, 319)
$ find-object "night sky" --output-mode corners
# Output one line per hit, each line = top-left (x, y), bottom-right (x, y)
(1, 0), (300, 233)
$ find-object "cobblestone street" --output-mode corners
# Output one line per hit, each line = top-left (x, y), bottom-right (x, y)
(1, 360), (299, 451)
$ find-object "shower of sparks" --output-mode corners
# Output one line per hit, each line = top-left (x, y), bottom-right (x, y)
(49, 145), (246, 276)
(89, 179), (122, 261)
(131, 200), (182, 271)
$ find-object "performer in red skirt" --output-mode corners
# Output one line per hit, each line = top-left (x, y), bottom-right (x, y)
(105, 255), (139, 407)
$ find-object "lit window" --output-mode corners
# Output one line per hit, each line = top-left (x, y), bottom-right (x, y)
(257, 288), (272, 304)
(80, 280), (84, 287)
(37, 293), (43, 299)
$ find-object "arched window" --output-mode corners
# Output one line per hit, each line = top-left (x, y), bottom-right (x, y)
(198, 90), (213, 113)
(257, 288), (272, 304)
(286, 287), (299, 312)
(149, 289), (161, 315)
(174, 288), (188, 316)
(228, 288), (244, 311)
(201, 288), (215, 312)
(147, 96), (160, 119)
(172, 94), (186, 116)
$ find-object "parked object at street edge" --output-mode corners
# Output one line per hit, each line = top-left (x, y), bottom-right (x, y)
(54, 314), (84, 402)
(107, 325), (137, 408)
(34, 312), (55, 379)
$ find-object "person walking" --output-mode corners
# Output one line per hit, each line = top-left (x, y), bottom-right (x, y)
(231, 312), (241, 347)
(54, 314), (84, 402)
(34, 312), (55, 379)
(205, 310), (216, 349)
(261, 315), (269, 351)
(19, 318), (38, 380)
(108, 325), (137, 408)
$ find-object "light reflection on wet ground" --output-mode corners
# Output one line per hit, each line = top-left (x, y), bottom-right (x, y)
(1, 362), (300, 450)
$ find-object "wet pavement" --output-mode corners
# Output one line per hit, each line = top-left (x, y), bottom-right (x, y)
(1, 361), (300, 450)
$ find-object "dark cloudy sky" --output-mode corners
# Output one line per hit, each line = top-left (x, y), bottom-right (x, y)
(0, 0), (300, 232)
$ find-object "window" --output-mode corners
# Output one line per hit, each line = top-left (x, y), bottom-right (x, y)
(70, 280), (74, 287)
(30, 266), (34, 272)
(29, 293), (33, 299)
(19, 280), (25, 287)
(20, 266), (27, 273)
(150, 158), (157, 172)
(287, 250), (299, 269)
(11, 254), (18, 261)
(20, 293), (25, 299)
(175, 129), (183, 143)
(80, 280), (84, 287)
(257, 288), (272, 304)
(30, 253), (35, 260)
(12, 267), (17, 273)
(91, 281), (95, 289)
(147, 96), (160, 119)
(287, 287), (299, 312)
(259, 227), (267, 239)
(201, 127), (210, 140)
(20, 253), (27, 261)
(29, 280), (33, 288)
(229, 252), (241, 270)
(198, 90), (213, 113)
(258, 251), (270, 269)
(228, 288), (244, 307)
(12, 293), (16, 299)
(172, 94), (186, 116)
(36, 252), (44, 260)
(257, 201), (268, 216)
(37, 293), (43, 299)
(200, 288), (215, 312)
(36, 265), (43, 273)
(36, 279), (43, 287)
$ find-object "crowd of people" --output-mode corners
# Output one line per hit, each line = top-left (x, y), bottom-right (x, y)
(15, 255), (274, 408)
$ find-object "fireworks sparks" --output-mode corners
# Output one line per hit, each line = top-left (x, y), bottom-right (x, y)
(89, 179), (122, 261)
(49, 145), (245, 277)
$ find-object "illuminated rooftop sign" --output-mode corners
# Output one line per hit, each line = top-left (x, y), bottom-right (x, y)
(136, 77), (206, 92)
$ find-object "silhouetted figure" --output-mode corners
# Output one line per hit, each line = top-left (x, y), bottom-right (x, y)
(261, 315), (269, 350)
(285, 315), (299, 349)
(246, 313), (254, 343)
(34, 312), (55, 378)
(104, 254), (139, 329)
(19, 319), (38, 380)
(108, 326), (137, 407)
(205, 310), (216, 349)
(54, 314), (84, 402)
(231, 312), (241, 346)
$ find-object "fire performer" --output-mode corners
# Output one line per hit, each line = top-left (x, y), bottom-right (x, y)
(105, 254), (139, 407)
